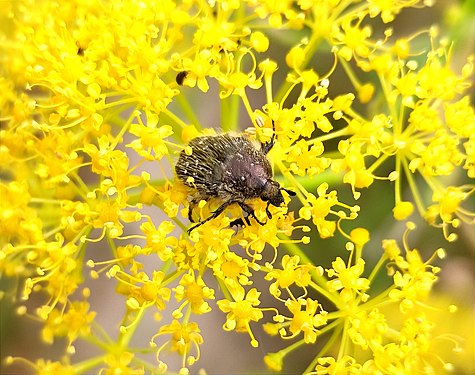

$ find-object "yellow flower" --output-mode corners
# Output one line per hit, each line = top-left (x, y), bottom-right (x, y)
(192, 216), (235, 260)
(285, 298), (326, 344)
(153, 180), (189, 219)
(393, 201), (414, 220)
(173, 271), (215, 315)
(36, 359), (76, 375)
(42, 301), (96, 346)
(84, 136), (129, 178)
(286, 139), (331, 176)
(333, 17), (373, 60)
(217, 288), (264, 347)
(127, 121), (173, 161)
(298, 184), (341, 238)
(211, 251), (252, 294)
(315, 356), (361, 374)
(153, 320), (203, 366)
(104, 352), (144, 375)
(389, 249), (440, 311)
(327, 257), (370, 302)
(265, 255), (312, 298)
(425, 185), (475, 230)
(347, 308), (387, 350)
(0, 181), (42, 252)
(141, 220), (176, 260)
(263, 351), (284, 372)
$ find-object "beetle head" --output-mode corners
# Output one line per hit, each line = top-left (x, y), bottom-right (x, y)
(261, 180), (296, 207)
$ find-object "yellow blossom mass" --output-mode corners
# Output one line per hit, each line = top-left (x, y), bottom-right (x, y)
(0, 0), (473, 374)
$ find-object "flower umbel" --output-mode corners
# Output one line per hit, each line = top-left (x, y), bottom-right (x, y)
(1, 0), (473, 374)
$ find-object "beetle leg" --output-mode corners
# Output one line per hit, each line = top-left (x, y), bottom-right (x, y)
(187, 197), (200, 223)
(230, 217), (245, 228)
(261, 119), (276, 155)
(238, 201), (266, 226)
(265, 201), (273, 219)
(187, 199), (235, 233)
(188, 199), (271, 233)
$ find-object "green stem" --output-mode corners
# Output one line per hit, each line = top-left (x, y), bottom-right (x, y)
(73, 355), (107, 374)
(118, 307), (146, 348)
(274, 31), (323, 103)
(303, 322), (344, 373)
(336, 316), (350, 361)
(221, 93), (240, 131)
(174, 94), (202, 128)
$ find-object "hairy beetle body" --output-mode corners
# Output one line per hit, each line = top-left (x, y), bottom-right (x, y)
(175, 128), (294, 232)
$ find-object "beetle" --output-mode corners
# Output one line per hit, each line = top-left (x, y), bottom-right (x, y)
(176, 71), (188, 85)
(175, 121), (295, 233)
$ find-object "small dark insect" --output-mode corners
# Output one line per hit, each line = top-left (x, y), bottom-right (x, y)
(76, 41), (85, 56)
(175, 121), (295, 233)
(176, 71), (188, 85)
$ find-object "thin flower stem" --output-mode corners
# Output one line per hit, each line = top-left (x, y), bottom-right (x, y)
(304, 322), (344, 373)
(73, 356), (108, 375)
(164, 107), (195, 130)
(309, 280), (341, 308)
(401, 156), (427, 215)
(337, 317), (351, 361)
(366, 254), (389, 284)
(175, 94), (202, 128)
(274, 32), (323, 103)
(220, 93), (240, 132)
(118, 307), (146, 348)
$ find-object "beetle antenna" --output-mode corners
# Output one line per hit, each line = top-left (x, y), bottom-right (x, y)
(281, 187), (296, 196)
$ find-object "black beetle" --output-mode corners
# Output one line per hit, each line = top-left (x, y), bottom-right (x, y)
(175, 71), (188, 85)
(175, 121), (295, 233)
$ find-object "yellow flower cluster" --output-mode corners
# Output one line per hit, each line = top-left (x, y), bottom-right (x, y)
(1, 0), (473, 374)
